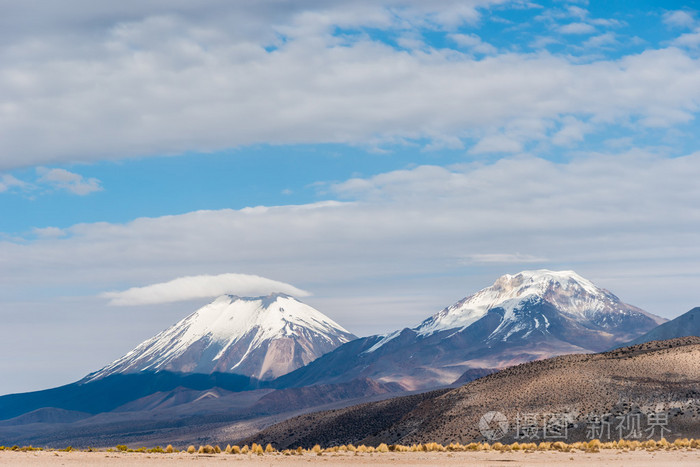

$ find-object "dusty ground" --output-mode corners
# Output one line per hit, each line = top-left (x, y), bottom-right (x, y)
(1, 450), (699, 466)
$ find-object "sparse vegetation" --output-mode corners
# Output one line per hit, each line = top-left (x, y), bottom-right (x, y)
(2, 438), (698, 457)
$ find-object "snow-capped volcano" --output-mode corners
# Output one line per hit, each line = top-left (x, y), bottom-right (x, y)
(278, 270), (667, 391)
(87, 293), (356, 381)
(416, 269), (665, 339)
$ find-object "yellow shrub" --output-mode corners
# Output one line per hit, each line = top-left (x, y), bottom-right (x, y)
(552, 441), (567, 451)
(674, 438), (690, 448)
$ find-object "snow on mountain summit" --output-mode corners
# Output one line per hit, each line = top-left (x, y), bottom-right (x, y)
(362, 270), (665, 360)
(87, 293), (356, 381)
(416, 269), (664, 337)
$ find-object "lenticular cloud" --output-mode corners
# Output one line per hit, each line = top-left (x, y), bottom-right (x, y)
(101, 273), (311, 305)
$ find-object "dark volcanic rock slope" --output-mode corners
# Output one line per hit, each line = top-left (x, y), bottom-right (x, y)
(248, 337), (700, 448)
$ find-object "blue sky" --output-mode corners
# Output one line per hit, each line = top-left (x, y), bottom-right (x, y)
(1, 0), (700, 394)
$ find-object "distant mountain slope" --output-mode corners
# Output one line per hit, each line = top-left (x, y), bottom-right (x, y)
(0, 371), (257, 421)
(621, 307), (700, 347)
(248, 337), (700, 448)
(0, 407), (92, 426)
(275, 270), (665, 390)
(0, 376), (407, 448)
(87, 293), (356, 381)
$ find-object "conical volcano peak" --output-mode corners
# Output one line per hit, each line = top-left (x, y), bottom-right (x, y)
(86, 293), (356, 382)
(415, 269), (660, 338)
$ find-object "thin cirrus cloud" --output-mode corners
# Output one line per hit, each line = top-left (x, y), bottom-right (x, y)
(101, 273), (312, 306)
(557, 22), (596, 35)
(37, 168), (102, 195)
(663, 10), (696, 29)
(462, 253), (549, 264)
(0, 168), (101, 196)
(0, 174), (27, 193)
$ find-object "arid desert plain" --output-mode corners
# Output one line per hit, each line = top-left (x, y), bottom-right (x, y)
(2, 449), (700, 466)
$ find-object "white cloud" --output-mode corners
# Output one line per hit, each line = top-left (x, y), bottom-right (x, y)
(101, 273), (311, 306)
(5, 152), (698, 312)
(551, 116), (592, 146)
(462, 253), (548, 264)
(663, 10), (696, 29)
(449, 33), (498, 54)
(0, 3), (698, 169)
(674, 28), (700, 48)
(32, 226), (66, 238)
(566, 6), (588, 20)
(589, 18), (623, 27)
(469, 134), (523, 154)
(0, 174), (27, 192)
(558, 22), (596, 34)
(37, 168), (102, 195)
(529, 35), (560, 49)
(583, 32), (617, 48)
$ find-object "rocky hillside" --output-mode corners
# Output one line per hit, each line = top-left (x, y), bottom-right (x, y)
(247, 337), (700, 448)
